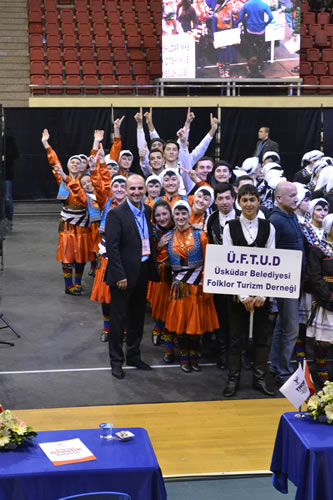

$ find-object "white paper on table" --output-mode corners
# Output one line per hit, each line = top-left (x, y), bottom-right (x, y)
(39, 438), (96, 466)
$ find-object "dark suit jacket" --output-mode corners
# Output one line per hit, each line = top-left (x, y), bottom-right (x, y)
(254, 138), (279, 163)
(104, 201), (159, 288)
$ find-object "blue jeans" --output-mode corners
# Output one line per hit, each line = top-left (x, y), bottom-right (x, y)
(270, 297), (299, 380)
(5, 180), (14, 221)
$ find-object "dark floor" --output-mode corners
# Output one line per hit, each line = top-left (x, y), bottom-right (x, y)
(1, 202), (284, 410)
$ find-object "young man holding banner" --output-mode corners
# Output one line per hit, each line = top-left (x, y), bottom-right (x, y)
(222, 184), (276, 397)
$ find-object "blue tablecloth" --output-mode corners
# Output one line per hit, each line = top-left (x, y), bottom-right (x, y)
(270, 412), (333, 500)
(0, 427), (167, 500)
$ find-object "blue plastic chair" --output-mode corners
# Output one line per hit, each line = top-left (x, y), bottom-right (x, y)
(58, 493), (131, 500)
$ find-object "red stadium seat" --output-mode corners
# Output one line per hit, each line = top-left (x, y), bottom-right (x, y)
(30, 47), (44, 61)
(30, 61), (45, 75)
(118, 75), (133, 94)
(140, 23), (154, 36)
(30, 75), (46, 95)
(44, 9), (58, 25)
(48, 60), (63, 75)
(113, 48), (128, 60)
(301, 35), (313, 49)
(143, 35), (158, 48)
(108, 24), (123, 36)
(152, 11), (162, 24)
(115, 60), (130, 75)
(99, 60), (114, 75)
(93, 23), (107, 35)
(46, 34), (61, 47)
(137, 11), (151, 24)
(111, 35), (126, 47)
(135, 75), (151, 94)
(319, 75), (333, 93)
(150, 0), (162, 13)
(124, 24), (139, 36)
(90, 10), (105, 23)
(129, 49), (145, 60)
(101, 74), (116, 93)
(313, 61), (328, 75)
(61, 23), (76, 35)
(63, 47), (79, 61)
(78, 34), (93, 47)
(96, 47), (112, 60)
(80, 47), (95, 61)
(303, 12), (316, 24)
(29, 33), (43, 47)
(155, 25), (162, 36)
(306, 47), (320, 61)
(300, 23), (307, 36)
(317, 12), (330, 25)
(324, 24), (333, 37)
(28, 8), (42, 23)
(149, 61), (162, 77)
(65, 60), (81, 75)
(66, 74), (81, 94)
(63, 34), (78, 47)
(75, 0), (89, 11)
(322, 48), (333, 61)
(106, 11), (121, 24)
(45, 23), (59, 35)
(90, 0), (103, 10)
(60, 8), (74, 23)
(76, 10), (90, 23)
(83, 74), (99, 94)
(127, 35), (141, 49)
(121, 12), (136, 23)
(29, 23), (43, 34)
(77, 23), (91, 36)
(82, 60), (98, 75)
(47, 47), (62, 61)
(146, 47), (161, 61)
(119, 1), (133, 13)
(314, 30), (329, 47)
(300, 61), (312, 75)
(132, 60), (147, 75)
(136, 1), (148, 13)
(48, 74), (64, 94)
(309, 24), (321, 36)
(303, 75), (318, 94)
(329, 62), (333, 75)
(105, 0), (118, 11)
(95, 35), (110, 47)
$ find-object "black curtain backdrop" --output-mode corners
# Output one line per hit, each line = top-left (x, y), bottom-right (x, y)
(323, 108), (333, 157)
(220, 108), (321, 180)
(4, 106), (323, 201)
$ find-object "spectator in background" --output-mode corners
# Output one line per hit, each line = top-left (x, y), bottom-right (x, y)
(253, 127), (279, 164)
(177, 0), (198, 32)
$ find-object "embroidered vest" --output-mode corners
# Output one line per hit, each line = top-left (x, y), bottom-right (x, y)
(168, 228), (203, 271)
(86, 194), (101, 223)
(57, 181), (70, 201)
(227, 218), (270, 248)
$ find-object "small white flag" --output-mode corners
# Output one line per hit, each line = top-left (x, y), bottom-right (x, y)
(279, 365), (310, 409)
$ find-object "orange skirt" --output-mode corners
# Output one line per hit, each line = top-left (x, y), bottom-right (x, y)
(56, 222), (93, 264)
(147, 280), (171, 323)
(90, 255), (111, 304)
(90, 222), (101, 254)
(165, 284), (219, 335)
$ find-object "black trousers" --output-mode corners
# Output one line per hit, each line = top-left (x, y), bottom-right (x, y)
(108, 261), (149, 367)
(227, 297), (273, 377)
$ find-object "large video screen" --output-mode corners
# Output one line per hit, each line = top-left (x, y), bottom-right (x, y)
(162, 0), (300, 79)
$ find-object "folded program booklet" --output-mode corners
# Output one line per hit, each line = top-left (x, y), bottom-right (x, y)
(39, 438), (96, 466)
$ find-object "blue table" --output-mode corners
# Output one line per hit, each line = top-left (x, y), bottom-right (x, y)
(0, 427), (167, 500)
(270, 412), (333, 500)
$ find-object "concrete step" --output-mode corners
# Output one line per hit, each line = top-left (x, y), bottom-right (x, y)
(0, 25), (29, 33)
(0, 51), (30, 59)
(0, 83), (29, 92)
(0, 98), (29, 108)
(0, 41), (29, 50)
(0, 64), (30, 72)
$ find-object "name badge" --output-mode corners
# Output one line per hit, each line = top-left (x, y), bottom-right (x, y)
(142, 238), (151, 256)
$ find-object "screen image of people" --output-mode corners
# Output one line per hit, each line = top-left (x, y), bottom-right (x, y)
(162, 0), (300, 79)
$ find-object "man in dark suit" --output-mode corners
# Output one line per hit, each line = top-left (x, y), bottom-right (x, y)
(253, 126), (279, 164)
(105, 175), (159, 379)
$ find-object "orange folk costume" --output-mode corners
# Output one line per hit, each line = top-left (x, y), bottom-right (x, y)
(166, 227), (219, 368)
(46, 146), (94, 295)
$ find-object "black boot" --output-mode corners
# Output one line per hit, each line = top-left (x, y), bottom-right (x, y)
(216, 332), (228, 370)
(253, 368), (276, 396)
(223, 372), (240, 397)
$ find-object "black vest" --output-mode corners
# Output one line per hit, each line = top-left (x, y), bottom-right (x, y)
(227, 218), (270, 248)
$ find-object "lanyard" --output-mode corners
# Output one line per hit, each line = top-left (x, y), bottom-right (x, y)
(256, 140), (267, 157)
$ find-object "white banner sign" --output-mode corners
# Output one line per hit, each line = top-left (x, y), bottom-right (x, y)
(162, 34), (196, 78)
(213, 28), (241, 49)
(265, 11), (285, 42)
(203, 245), (302, 298)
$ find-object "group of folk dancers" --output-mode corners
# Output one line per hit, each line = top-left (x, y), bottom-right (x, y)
(41, 110), (333, 396)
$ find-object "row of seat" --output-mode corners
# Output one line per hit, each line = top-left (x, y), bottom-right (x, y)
(29, 0), (162, 14)
(301, 23), (333, 37)
(303, 47), (333, 62)
(29, 22), (161, 38)
(302, 11), (331, 25)
(301, 60), (333, 75)
(30, 59), (161, 77)
(30, 46), (160, 62)
(301, 33), (333, 49)
(30, 74), (153, 95)
(29, 32), (160, 49)
(303, 75), (333, 93)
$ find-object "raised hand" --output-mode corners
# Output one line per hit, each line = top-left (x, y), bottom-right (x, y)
(41, 128), (50, 144)
(114, 115), (125, 129)
(54, 164), (66, 180)
(134, 107), (143, 126)
(94, 129), (104, 142)
(88, 154), (97, 171)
